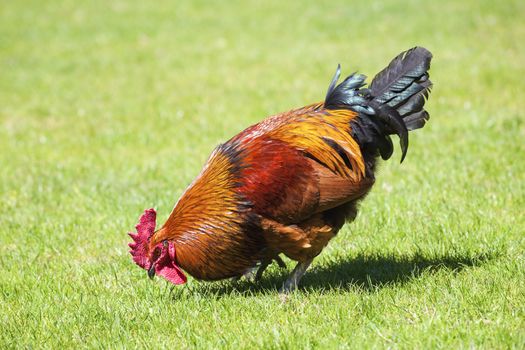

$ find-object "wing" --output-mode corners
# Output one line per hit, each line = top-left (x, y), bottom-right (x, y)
(233, 105), (373, 223)
(235, 135), (320, 224)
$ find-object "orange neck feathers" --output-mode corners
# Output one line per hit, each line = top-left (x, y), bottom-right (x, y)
(151, 144), (248, 247)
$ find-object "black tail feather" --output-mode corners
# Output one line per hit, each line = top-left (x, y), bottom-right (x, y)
(324, 47), (433, 165)
(370, 47), (433, 133)
(404, 110), (430, 131)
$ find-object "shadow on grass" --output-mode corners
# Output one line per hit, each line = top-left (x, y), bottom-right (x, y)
(173, 250), (499, 298)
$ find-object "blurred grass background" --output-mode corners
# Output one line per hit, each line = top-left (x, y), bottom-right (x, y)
(1, 0), (524, 348)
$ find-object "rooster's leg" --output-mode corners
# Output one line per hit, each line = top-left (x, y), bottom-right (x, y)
(279, 258), (313, 293)
(274, 255), (287, 269)
(255, 260), (271, 281)
(255, 255), (287, 281)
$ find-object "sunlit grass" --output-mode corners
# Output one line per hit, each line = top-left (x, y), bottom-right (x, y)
(1, 0), (524, 348)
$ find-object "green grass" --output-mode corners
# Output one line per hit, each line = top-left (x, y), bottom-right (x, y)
(1, 0), (524, 348)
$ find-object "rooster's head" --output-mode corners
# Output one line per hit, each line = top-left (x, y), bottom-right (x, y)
(128, 208), (187, 285)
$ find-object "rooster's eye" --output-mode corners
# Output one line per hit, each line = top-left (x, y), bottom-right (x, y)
(151, 247), (162, 261)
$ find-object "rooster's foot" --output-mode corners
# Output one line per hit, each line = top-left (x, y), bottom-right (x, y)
(279, 258), (313, 293)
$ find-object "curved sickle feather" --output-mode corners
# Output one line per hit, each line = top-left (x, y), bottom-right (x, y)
(375, 105), (409, 163)
(325, 64), (341, 102)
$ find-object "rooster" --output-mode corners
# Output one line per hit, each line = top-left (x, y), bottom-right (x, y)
(129, 47), (433, 293)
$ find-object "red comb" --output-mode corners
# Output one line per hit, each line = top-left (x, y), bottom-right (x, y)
(128, 208), (156, 270)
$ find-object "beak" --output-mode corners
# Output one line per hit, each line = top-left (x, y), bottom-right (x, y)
(148, 264), (156, 279)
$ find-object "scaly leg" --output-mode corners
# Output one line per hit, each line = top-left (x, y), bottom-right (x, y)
(255, 255), (287, 282)
(255, 260), (271, 282)
(274, 255), (287, 269)
(279, 258), (313, 293)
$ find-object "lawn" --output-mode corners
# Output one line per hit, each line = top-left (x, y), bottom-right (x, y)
(1, 0), (524, 348)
